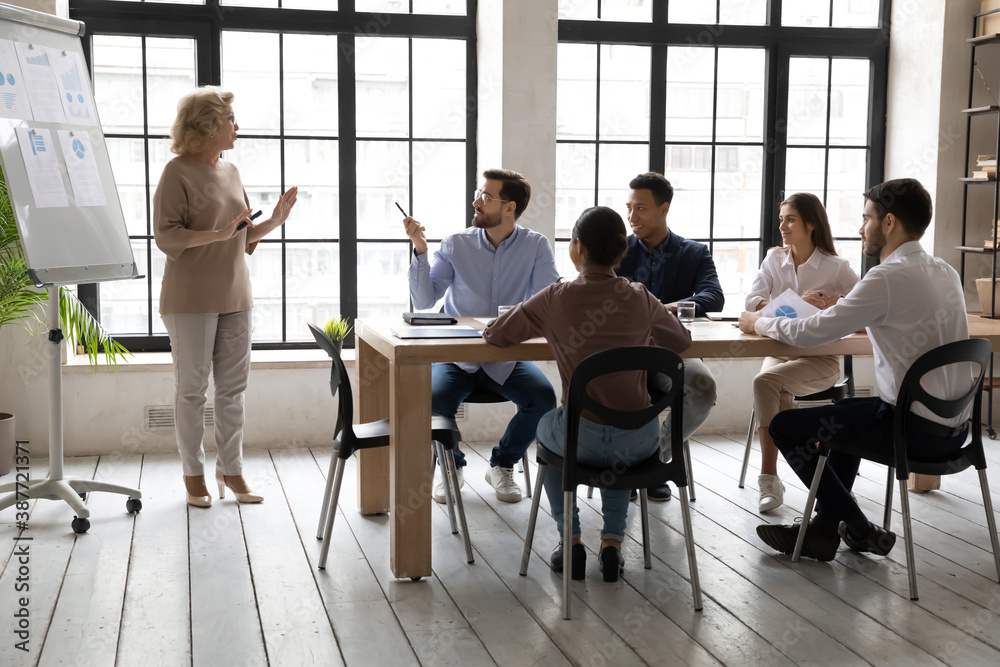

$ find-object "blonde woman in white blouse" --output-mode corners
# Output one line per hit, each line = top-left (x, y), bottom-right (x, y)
(745, 193), (858, 512)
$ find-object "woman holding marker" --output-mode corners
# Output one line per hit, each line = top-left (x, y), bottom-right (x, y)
(744, 193), (857, 513)
(154, 86), (298, 508)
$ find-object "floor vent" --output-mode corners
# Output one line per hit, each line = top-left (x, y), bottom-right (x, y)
(144, 405), (215, 430)
(455, 404), (467, 421)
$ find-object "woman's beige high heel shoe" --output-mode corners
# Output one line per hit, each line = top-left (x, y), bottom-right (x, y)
(216, 471), (263, 503)
(183, 475), (212, 508)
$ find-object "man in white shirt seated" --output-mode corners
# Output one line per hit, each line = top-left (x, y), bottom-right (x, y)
(738, 178), (972, 561)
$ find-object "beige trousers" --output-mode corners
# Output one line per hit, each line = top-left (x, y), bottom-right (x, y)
(752, 355), (842, 428)
(162, 311), (252, 477)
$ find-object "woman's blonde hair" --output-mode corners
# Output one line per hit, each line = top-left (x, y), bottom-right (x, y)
(170, 86), (234, 155)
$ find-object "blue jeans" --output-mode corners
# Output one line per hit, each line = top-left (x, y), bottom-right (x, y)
(431, 361), (556, 469)
(536, 405), (660, 542)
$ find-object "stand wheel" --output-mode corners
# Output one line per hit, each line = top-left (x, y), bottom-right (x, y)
(126, 498), (142, 514)
(989, 427), (997, 440)
(71, 516), (90, 534)
(410, 577), (422, 582)
(79, 492), (87, 501)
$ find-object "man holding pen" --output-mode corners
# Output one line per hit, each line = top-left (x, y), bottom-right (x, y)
(402, 168), (559, 504)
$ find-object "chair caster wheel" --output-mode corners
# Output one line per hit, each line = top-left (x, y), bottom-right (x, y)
(72, 516), (90, 534)
(126, 498), (142, 514)
(410, 577), (422, 582)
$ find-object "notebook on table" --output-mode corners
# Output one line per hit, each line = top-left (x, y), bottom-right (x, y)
(390, 325), (483, 339)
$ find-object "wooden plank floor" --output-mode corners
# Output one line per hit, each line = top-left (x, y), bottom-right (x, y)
(3, 431), (1000, 666)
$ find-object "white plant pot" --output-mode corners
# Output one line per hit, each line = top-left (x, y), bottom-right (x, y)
(976, 278), (1000, 317)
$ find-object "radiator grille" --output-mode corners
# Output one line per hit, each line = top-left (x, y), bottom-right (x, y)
(144, 405), (214, 430)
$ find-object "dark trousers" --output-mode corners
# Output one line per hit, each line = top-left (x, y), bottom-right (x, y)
(769, 397), (967, 533)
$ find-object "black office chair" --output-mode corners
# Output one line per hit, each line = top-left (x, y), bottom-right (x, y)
(462, 387), (533, 497)
(308, 324), (474, 570)
(519, 346), (702, 618)
(739, 355), (854, 488)
(790, 339), (1000, 600)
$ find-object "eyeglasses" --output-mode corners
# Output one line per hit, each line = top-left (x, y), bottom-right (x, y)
(473, 189), (510, 205)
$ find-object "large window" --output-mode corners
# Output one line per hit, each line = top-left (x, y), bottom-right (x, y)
(72, 1), (476, 350)
(555, 0), (888, 301)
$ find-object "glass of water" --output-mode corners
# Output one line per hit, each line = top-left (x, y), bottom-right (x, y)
(677, 300), (697, 322)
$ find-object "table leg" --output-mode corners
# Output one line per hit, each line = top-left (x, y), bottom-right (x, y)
(390, 362), (434, 579)
(357, 338), (390, 514)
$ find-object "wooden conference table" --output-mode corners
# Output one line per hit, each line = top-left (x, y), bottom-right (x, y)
(354, 316), (1000, 579)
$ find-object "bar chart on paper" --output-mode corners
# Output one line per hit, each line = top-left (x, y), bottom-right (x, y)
(54, 52), (94, 125)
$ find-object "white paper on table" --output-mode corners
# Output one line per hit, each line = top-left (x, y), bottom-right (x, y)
(51, 50), (96, 126)
(14, 43), (66, 123)
(0, 39), (33, 120)
(17, 127), (69, 208)
(760, 288), (820, 319)
(58, 130), (105, 207)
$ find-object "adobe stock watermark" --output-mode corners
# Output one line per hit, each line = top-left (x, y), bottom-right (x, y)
(12, 440), (32, 653)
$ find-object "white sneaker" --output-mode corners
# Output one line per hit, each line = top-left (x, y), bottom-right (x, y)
(758, 474), (785, 513)
(485, 466), (523, 503)
(432, 466), (464, 504)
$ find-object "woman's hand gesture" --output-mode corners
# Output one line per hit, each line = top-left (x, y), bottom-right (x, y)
(271, 186), (299, 227)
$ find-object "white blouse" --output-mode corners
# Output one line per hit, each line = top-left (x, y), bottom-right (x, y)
(745, 247), (859, 311)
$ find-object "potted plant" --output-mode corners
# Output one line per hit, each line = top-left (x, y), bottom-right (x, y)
(323, 315), (352, 356)
(0, 170), (129, 475)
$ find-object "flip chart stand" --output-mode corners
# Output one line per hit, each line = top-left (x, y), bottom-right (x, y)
(0, 287), (141, 533)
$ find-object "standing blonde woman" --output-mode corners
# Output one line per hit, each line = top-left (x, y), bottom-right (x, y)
(746, 193), (857, 512)
(154, 86), (297, 507)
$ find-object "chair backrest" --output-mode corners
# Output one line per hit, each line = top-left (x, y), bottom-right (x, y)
(564, 346), (685, 488)
(893, 338), (991, 473)
(844, 355), (855, 398)
(308, 323), (355, 451)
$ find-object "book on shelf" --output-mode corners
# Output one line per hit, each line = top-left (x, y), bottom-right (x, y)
(980, 0), (1000, 37)
(971, 171), (996, 180)
(977, 154), (997, 163)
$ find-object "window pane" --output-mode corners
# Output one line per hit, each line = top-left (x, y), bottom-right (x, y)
(554, 240), (578, 281)
(357, 0), (407, 11)
(284, 139), (339, 240)
(666, 144), (712, 239)
(358, 243), (410, 319)
(107, 138), (148, 236)
(826, 148), (867, 238)
(597, 143), (648, 214)
(557, 43), (597, 140)
(223, 31), (280, 136)
(283, 0), (338, 7)
(600, 45), (650, 141)
(357, 141), (408, 240)
(829, 58), (870, 146)
(286, 242), (340, 340)
(787, 58), (829, 145)
(783, 148), (826, 198)
(93, 35), (143, 134)
(413, 38), (465, 139)
(101, 239), (149, 334)
(413, 141), (466, 240)
(247, 243), (283, 341)
(720, 0), (767, 25)
(356, 37), (409, 138)
(601, 0), (652, 22)
(666, 46), (714, 142)
(716, 48), (765, 142)
(714, 146), (763, 239)
(556, 143), (596, 238)
(222, 0), (277, 6)
(669, 2), (716, 23)
(832, 0), (880, 28)
(284, 34), (338, 137)
(559, 0), (598, 19)
(835, 239), (863, 279)
(413, 0), (465, 14)
(226, 138), (282, 222)
(148, 136), (174, 214)
(713, 241), (760, 309)
(782, 0), (831, 27)
(146, 38), (196, 136)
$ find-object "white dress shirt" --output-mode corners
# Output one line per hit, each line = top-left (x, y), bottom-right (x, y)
(754, 241), (971, 425)
(745, 246), (858, 311)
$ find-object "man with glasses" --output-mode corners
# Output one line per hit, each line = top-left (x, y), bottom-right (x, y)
(403, 168), (559, 504)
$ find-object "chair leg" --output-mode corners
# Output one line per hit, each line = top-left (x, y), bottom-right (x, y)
(522, 454), (532, 498)
(792, 453), (827, 563)
(318, 458), (346, 570)
(899, 479), (919, 600)
(684, 439), (696, 502)
(640, 490), (651, 569)
(977, 469), (1000, 584)
(316, 441), (341, 540)
(519, 462), (547, 576)
(739, 408), (756, 488)
(882, 466), (894, 532)
(563, 489), (573, 620)
(446, 448), (474, 565)
(436, 441), (460, 535)
(586, 486), (594, 499)
(677, 485), (703, 611)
